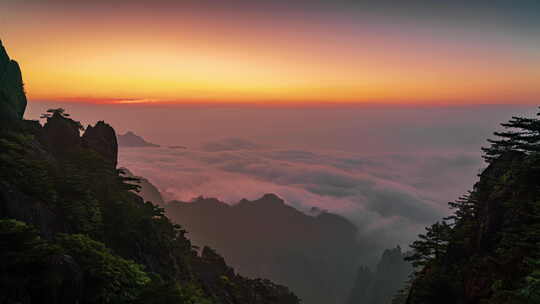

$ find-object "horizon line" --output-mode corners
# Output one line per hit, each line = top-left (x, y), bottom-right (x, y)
(28, 98), (539, 109)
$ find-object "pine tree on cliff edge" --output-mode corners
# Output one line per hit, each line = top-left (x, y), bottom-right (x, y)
(482, 107), (540, 162)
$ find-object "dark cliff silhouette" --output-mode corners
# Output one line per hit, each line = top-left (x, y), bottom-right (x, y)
(82, 121), (119, 168)
(0, 40), (26, 121)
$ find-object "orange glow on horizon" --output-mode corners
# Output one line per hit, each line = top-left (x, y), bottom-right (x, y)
(2, 2), (539, 105)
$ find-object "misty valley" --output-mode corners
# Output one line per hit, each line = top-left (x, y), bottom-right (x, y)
(2, 1), (540, 304)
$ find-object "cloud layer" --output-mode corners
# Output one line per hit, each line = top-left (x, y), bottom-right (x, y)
(119, 139), (483, 249)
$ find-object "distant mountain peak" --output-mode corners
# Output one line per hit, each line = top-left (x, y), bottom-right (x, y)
(257, 193), (284, 204)
(117, 131), (159, 147)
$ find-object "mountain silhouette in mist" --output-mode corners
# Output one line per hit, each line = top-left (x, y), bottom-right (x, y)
(117, 131), (159, 147)
(166, 194), (364, 304)
(347, 246), (412, 304)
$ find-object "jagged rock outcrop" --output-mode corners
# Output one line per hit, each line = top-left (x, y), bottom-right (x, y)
(42, 112), (82, 155)
(82, 121), (118, 168)
(0, 40), (26, 121)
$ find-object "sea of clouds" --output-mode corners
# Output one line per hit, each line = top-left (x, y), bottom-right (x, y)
(118, 140), (482, 249)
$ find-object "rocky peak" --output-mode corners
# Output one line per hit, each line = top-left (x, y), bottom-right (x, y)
(82, 121), (118, 168)
(42, 112), (82, 155)
(0, 40), (27, 121)
(0, 40), (10, 63)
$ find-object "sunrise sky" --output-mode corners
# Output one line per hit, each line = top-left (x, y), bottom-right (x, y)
(1, 0), (539, 105)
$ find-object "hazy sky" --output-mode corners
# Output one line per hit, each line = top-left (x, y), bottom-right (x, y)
(2, 0), (540, 105)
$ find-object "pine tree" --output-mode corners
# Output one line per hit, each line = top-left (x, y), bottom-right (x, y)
(406, 221), (452, 268)
(445, 191), (478, 226)
(482, 107), (540, 162)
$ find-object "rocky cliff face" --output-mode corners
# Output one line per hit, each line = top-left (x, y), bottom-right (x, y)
(0, 40), (26, 121)
(82, 121), (118, 168)
(42, 112), (82, 155)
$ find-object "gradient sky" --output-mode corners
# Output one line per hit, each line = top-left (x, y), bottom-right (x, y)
(2, 0), (540, 105)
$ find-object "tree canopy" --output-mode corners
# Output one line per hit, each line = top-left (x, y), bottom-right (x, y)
(482, 107), (540, 162)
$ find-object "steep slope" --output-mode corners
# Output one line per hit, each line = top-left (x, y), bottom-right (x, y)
(404, 109), (540, 304)
(166, 194), (364, 304)
(0, 112), (300, 304)
(0, 42), (299, 304)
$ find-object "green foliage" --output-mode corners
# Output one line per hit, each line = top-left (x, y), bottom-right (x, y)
(482, 107), (540, 162)
(406, 221), (452, 268)
(0, 220), (72, 303)
(0, 130), (56, 201)
(55, 233), (150, 303)
(0, 219), (58, 267)
(405, 109), (540, 304)
(518, 259), (540, 303)
(0, 111), (300, 304)
(136, 279), (214, 304)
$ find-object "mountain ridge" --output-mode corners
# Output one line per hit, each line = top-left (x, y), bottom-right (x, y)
(166, 194), (363, 304)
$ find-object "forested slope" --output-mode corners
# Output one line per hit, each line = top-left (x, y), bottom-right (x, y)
(403, 109), (540, 304)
